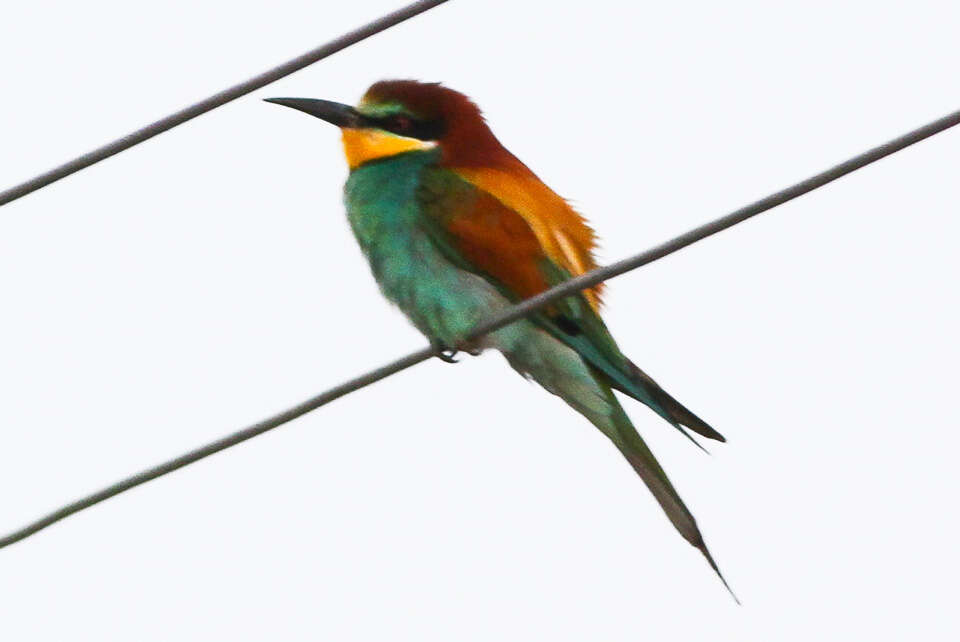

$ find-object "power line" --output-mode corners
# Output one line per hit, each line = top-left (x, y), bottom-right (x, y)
(0, 347), (437, 549)
(463, 107), (960, 338)
(3, 106), (958, 550)
(0, 0), (450, 208)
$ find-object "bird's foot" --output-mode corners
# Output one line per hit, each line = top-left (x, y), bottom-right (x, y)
(431, 340), (461, 363)
(432, 338), (483, 362)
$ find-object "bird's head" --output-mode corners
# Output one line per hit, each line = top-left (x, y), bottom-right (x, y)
(266, 80), (506, 169)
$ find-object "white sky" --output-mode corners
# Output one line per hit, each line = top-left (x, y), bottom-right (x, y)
(2, 1), (959, 639)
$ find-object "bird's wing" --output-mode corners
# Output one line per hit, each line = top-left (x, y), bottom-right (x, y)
(417, 166), (724, 444)
(417, 165), (733, 593)
(449, 166), (603, 310)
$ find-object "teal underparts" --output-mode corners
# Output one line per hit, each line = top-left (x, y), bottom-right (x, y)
(344, 150), (511, 346)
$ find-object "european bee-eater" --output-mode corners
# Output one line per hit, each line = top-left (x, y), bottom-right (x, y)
(267, 81), (732, 593)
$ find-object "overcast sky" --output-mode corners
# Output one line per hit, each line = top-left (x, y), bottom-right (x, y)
(2, 1), (959, 639)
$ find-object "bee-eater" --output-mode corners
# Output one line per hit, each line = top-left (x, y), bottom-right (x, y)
(266, 81), (732, 593)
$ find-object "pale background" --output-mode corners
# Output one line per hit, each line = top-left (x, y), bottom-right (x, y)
(2, 1), (958, 639)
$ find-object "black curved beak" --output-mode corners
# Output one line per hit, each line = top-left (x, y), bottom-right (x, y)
(264, 98), (366, 128)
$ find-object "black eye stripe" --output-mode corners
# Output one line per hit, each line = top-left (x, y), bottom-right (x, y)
(367, 115), (445, 141)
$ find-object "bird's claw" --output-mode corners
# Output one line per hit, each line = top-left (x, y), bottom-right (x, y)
(438, 349), (460, 363)
(432, 342), (460, 363)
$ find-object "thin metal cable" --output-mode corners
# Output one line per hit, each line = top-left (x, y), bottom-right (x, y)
(0, 0), (450, 208)
(2, 106), (959, 549)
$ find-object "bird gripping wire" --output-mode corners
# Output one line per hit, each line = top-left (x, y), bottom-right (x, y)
(3, 105), (960, 549)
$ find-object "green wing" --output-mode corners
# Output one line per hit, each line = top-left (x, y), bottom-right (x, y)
(414, 166), (734, 594)
(415, 166), (724, 444)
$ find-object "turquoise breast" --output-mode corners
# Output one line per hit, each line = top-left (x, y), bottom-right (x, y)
(343, 150), (508, 346)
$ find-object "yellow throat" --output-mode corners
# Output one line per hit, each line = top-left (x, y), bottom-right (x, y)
(341, 128), (436, 169)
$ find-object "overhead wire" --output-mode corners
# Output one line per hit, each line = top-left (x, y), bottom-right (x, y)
(0, 0), (451, 208)
(3, 105), (959, 549)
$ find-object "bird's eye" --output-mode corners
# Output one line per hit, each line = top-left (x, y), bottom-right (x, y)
(389, 115), (412, 133)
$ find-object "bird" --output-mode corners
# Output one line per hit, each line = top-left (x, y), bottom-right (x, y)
(266, 81), (733, 596)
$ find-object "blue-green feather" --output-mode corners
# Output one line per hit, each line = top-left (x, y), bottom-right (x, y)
(345, 150), (509, 346)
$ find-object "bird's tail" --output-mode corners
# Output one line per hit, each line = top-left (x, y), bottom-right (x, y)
(495, 326), (736, 599)
(606, 401), (737, 601)
(621, 359), (726, 444)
